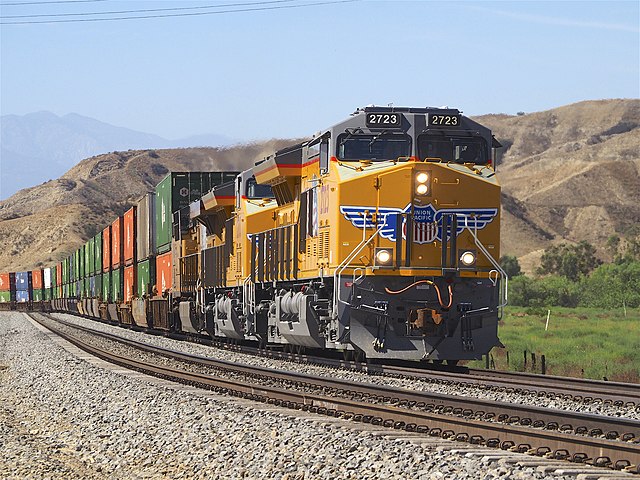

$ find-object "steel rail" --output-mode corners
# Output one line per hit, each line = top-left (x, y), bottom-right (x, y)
(58, 308), (640, 407)
(32, 312), (640, 472)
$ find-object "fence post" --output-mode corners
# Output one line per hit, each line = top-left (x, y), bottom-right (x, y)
(506, 350), (510, 367)
(523, 349), (527, 370)
(490, 354), (495, 370)
(485, 354), (489, 369)
(531, 352), (536, 371)
(541, 354), (546, 375)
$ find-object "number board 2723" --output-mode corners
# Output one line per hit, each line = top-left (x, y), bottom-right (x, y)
(428, 114), (461, 127)
(365, 113), (403, 128)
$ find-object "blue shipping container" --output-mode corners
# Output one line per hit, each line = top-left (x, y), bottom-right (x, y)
(15, 271), (31, 291)
(90, 276), (96, 297)
(16, 290), (30, 302)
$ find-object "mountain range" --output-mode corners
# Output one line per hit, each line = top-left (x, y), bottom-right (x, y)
(0, 111), (236, 199)
(0, 99), (638, 274)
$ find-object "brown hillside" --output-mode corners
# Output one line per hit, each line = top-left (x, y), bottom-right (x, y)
(0, 140), (301, 271)
(477, 99), (640, 272)
(0, 99), (638, 273)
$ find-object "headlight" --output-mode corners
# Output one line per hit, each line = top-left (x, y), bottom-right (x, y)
(459, 251), (476, 266)
(415, 184), (428, 195)
(416, 172), (429, 184)
(375, 248), (393, 266)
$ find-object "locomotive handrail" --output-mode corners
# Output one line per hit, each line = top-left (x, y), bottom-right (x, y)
(458, 214), (508, 312)
(332, 220), (388, 317)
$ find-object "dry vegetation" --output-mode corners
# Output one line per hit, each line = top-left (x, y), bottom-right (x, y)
(1, 99), (638, 272)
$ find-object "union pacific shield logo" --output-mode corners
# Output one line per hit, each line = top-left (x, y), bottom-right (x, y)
(340, 203), (498, 243)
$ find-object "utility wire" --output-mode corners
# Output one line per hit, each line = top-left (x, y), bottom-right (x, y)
(2, 0), (296, 18)
(1, 0), (356, 24)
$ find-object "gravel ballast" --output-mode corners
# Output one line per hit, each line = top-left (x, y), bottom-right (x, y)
(0, 312), (607, 479)
(53, 312), (639, 421)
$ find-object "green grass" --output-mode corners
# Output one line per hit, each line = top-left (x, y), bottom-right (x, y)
(464, 306), (640, 382)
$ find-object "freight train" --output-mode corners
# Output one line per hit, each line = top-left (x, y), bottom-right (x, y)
(1, 106), (507, 363)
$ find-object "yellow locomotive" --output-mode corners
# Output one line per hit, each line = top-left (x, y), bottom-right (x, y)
(183, 106), (506, 363)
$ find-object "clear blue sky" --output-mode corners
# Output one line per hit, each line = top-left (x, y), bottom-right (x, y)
(1, 0), (638, 141)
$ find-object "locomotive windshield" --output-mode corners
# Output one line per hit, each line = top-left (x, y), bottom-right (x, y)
(246, 178), (274, 199)
(337, 133), (411, 161)
(417, 134), (488, 164)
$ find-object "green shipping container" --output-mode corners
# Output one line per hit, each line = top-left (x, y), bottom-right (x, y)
(51, 265), (57, 287)
(87, 238), (95, 276)
(95, 232), (103, 274)
(78, 247), (84, 279)
(33, 289), (43, 302)
(0, 291), (13, 303)
(102, 271), (111, 302)
(136, 258), (155, 298)
(44, 288), (52, 301)
(155, 172), (239, 254)
(62, 257), (68, 284)
(84, 277), (90, 298)
(95, 274), (102, 300)
(112, 267), (123, 303)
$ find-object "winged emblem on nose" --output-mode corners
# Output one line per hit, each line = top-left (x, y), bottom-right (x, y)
(339, 204), (498, 243)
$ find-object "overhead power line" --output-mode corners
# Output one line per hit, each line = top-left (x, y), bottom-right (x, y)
(1, 0), (357, 24)
(2, 0), (296, 18)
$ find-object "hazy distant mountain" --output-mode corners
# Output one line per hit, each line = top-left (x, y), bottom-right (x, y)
(0, 111), (236, 199)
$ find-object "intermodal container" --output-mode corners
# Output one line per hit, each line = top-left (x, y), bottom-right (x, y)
(136, 258), (155, 298)
(70, 253), (76, 281)
(62, 257), (69, 284)
(33, 289), (43, 302)
(15, 272), (31, 291)
(77, 247), (84, 279)
(57, 262), (63, 286)
(102, 271), (111, 302)
(136, 193), (156, 261)
(16, 290), (30, 303)
(155, 172), (239, 255)
(103, 225), (111, 272)
(0, 291), (14, 303)
(124, 206), (136, 266)
(16, 289), (30, 302)
(0, 272), (14, 291)
(112, 267), (123, 303)
(51, 266), (57, 287)
(89, 276), (96, 297)
(32, 269), (43, 290)
(86, 238), (94, 276)
(44, 289), (52, 301)
(75, 280), (82, 299)
(112, 217), (124, 269)
(44, 268), (52, 289)
(62, 283), (68, 298)
(84, 277), (90, 297)
(124, 265), (135, 303)
(95, 231), (103, 274)
(156, 251), (173, 294)
(95, 274), (102, 300)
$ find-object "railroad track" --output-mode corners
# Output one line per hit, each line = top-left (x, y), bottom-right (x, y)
(30, 312), (640, 473)
(61, 309), (640, 409)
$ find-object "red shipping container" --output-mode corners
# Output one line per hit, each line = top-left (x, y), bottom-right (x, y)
(124, 207), (136, 266)
(111, 217), (123, 268)
(156, 251), (172, 295)
(124, 265), (135, 303)
(0, 273), (11, 291)
(103, 225), (111, 272)
(57, 262), (63, 286)
(32, 269), (43, 290)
